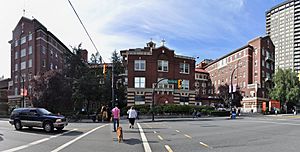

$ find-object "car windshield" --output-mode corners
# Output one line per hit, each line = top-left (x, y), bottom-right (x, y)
(38, 108), (52, 115)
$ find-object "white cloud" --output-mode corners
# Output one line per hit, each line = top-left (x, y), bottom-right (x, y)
(0, 0), (253, 79)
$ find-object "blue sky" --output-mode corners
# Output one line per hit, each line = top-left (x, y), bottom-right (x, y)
(0, 0), (286, 78)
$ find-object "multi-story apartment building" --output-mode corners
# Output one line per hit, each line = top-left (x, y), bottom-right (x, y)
(195, 68), (216, 106)
(120, 41), (196, 106)
(8, 17), (72, 109)
(266, 0), (300, 71)
(204, 36), (275, 112)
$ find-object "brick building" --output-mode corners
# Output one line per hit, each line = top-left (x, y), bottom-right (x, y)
(0, 78), (11, 115)
(7, 17), (73, 109)
(194, 68), (217, 106)
(120, 41), (196, 106)
(204, 36), (275, 112)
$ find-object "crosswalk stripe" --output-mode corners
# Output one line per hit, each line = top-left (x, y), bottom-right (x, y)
(165, 145), (173, 152)
(157, 135), (163, 140)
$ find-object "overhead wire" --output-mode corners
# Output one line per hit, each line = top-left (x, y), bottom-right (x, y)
(67, 0), (105, 63)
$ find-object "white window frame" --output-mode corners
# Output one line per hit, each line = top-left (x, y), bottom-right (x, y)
(21, 61), (26, 70)
(28, 46), (32, 55)
(42, 46), (46, 54)
(15, 64), (18, 71)
(182, 80), (189, 90)
(15, 40), (18, 47)
(15, 51), (18, 59)
(180, 63), (190, 74)
(158, 60), (168, 72)
(28, 59), (32, 68)
(28, 33), (32, 41)
(21, 48), (26, 57)
(134, 77), (145, 88)
(21, 74), (26, 82)
(134, 60), (146, 71)
(21, 36), (26, 45)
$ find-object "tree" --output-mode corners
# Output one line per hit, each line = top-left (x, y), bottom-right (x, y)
(90, 51), (102, 64)
(217, 84), (230, 105)
(218, 83), (243, 107)
(31, 70), (73, 114)
(111, 50), (126, 108)
(269, 68), (300, 109)
(64, 44), (90, 112)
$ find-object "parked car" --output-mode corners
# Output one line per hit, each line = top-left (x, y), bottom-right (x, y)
(9, 108), (68, 132)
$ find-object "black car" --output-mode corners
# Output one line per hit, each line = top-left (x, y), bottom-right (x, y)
(9, 108), (68, 132)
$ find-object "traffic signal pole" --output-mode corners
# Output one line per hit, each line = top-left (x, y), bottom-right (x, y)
(112, 63), (115, 107)
(152, 78), (168, 121)
(152, 78), (182, 121)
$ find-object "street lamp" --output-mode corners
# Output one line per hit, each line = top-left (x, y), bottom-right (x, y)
(230, 59), (241, 114)
(152, 78), (168, 121)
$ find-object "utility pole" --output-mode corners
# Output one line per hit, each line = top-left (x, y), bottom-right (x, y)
(112, 63), (115, 107)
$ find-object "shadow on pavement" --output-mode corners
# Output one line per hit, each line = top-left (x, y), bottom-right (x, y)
(61, 130), (84, 136)
(123, 138), (142, 145)
(13, 128), (83, 136)
(0, 133), (3, 141)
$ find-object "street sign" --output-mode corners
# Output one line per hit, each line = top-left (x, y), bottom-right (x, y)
(167, 80), (178, 84)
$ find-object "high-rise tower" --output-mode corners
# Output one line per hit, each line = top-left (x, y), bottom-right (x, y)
(266, 0), (300, 71)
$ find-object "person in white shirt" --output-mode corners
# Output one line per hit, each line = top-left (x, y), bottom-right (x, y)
(127, 106), (137, 128)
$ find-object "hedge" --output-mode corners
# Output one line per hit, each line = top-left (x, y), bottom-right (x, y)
(122, 104), (216, 116)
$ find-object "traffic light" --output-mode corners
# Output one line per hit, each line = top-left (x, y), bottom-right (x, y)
(103, 63), (107, 74)
(177, 79), (182, 89)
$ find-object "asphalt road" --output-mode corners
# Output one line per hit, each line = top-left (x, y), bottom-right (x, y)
(1, 115), (300, 152)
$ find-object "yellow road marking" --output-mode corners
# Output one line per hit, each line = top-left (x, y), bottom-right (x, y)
(199, 142), (210, 148)
(165, 145), (173, 152)
(157, 135), (164, 140)
(184, 134), (192, 139)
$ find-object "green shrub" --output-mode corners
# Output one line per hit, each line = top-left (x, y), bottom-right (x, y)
(123, 104), (216, 116)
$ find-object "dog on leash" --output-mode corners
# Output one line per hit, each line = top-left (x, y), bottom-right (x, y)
(116, 126), (123, 143)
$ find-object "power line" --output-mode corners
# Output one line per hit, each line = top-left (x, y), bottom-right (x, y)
(68, 0), (104, 63)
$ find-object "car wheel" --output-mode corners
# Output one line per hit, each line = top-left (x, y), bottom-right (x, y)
(56, 127), (64, 131)
(14, 120), (22, 130)
(43, 122), (54, 133)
